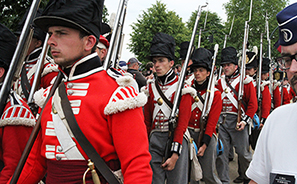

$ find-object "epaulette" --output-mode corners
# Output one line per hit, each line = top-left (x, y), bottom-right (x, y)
(260, 81), (270, 91)
(34, 85), (53, 108)
(41, 56), (59, 77)
(182, 84), (196, 97)
(141, 78), (154, 97)
(273, 80), (281, 90)
(244, 75), (253, 84)
(0, 91), (35, 127)
(104, 68), (147, 115)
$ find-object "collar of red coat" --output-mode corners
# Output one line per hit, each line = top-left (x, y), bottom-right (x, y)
(58, 52), (102, 80)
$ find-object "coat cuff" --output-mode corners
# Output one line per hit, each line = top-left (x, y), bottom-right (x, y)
(171, 142), (182, 156)
(202, 134), (211, 146)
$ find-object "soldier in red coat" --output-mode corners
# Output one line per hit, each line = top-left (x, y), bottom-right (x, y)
(143, 32), (194, 184)
(0, 24), (35, 184)
(215, 47), (257, 184)
(187, 48), (222, 184)
(13, 8), (59, 104)
(16, 1), (152, 183)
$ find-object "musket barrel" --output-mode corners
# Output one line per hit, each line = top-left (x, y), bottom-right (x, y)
(103, 0), (127, 70)
(27, 33), (50, 106)
(0, 0), (41, 115)
(170, 3), (208, 120)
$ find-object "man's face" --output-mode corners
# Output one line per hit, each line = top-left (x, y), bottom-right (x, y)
(96, 47), (107, 62)
(152, 56), (174, 76)
(47, 26), (88, 67)
(193, 67), (210, 84)
(261, 72), (269, 80)
(282, 42), (297, 92)
(222, 63), (238, 77)
(181, 59), (193, 71)
(246, 68), (257, 77)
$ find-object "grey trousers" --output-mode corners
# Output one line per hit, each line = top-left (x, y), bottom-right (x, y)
(216, 114), (252, 184)
(189, 129), (222, 184)
(149, 131), (188, 184)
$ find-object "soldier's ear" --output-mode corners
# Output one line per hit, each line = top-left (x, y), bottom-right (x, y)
(85, 35), (97, 52)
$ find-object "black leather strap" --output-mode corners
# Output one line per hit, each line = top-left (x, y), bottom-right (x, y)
(154, 80), (173, 109)
(225, 79), (247, 110)
(196, 92), (205, 104)
(20, 65), (31, 100)
(58, 82), (121, 184)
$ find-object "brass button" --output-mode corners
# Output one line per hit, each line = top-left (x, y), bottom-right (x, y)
(157, 97), (163, 105)
(194, 96), (199, 102)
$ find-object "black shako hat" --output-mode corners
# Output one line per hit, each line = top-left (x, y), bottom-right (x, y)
(15, 8), (46, 42)
(261, 58), (270, 74)
(220, 46), (238, 65)
(179, 41), (195, 60)
(274, 70), (284, 81)
(245, 52), (258, 69)
(189, 48), (212, 71)
(102, 22), (112, 42)
(149, 32), (175, 61)
(0, 24), (17, 71)
(34, 0), (104, 39)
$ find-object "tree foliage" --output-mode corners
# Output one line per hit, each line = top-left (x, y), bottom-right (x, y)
(224, 0), (289, 58)
(186, 10), (225, 64)
(129, 1), (188, 65)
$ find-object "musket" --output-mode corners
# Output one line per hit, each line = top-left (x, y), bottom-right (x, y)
(163, 1), (208, 162)
(257, 33), (264, 119)
(197, 9), (208, 48)
(0, 0), (41, 116)
(218, 16), (235, 80)
(10, 72), (63, 184)
(197, 44), (219, 148)
(103, 0), (128, 70)
(112, 2), (127, 68)
(237, 0), (253, 125)
(27, 33), (50, 115)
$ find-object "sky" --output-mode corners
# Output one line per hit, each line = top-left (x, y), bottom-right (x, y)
(104, 0), (295, 62)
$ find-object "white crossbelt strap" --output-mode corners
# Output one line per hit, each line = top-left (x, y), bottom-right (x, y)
(152, 82), (178, 120)
(221, 77), (244, 113)
(52, 92), (84, 160)
(191, 93), (205, 112)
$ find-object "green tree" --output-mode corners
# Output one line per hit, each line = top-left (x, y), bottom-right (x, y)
(129, 1), (189, 65)
(1, 0), (49, 31)
(186, 10), (225, 64)
(224, 0), (289, 58)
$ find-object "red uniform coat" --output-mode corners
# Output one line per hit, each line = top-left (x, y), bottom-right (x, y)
(289, 86), (297, 102)
(189, 86), (222, 146)
(143, 75), (194, 145)
(216, 74), (257, 119)
(17, 53), (152, 184)
(273, 85), (281, 109)
(259, 84), (271, 119)
(0, 91), (35, 183)
(281, 87), (291, 105)
(13, 47), (59, 101)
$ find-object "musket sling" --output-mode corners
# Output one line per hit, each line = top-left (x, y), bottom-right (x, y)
(58, 82), (122, 184)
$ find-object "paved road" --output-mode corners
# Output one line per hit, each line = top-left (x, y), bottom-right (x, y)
(200, 148), (243, 184)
